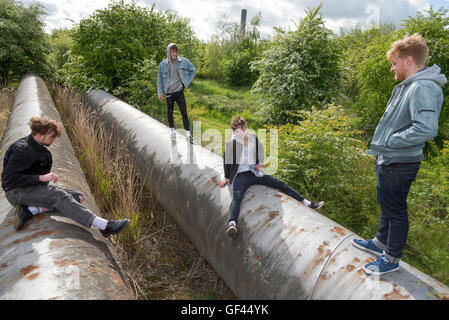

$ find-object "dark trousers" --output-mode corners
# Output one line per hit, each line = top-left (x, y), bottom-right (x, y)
(5, 184), (96, 228)
(166, 90), (190, 131)
(375, 162), (420, 259)
(229, 171), (305, 223)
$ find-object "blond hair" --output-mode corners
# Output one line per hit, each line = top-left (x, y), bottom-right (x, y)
(29, 117), (62, 137)
(386, 33), (429, 66)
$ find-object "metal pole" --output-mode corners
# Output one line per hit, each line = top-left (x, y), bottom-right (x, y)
(240, 9), (247, 38)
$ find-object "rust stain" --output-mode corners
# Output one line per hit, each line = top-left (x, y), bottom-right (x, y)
(250, 211), (279, 239)
(346, 265), (355, 272)
(331, 226), (346, 236)
(10, 230), (54, 246)
(274, 193), (283, 198)
(352, 257), (361, 263)
(320, 272), (331, 280)
(383, 284), (411, 300)
(54, 259), (78, 267)
(21, 265), (38, 276)
(27, 273), (39, 280)
(21, 265), (39, 280)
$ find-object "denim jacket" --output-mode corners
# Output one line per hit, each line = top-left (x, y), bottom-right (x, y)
(366, 65), (447, 159)
(157, 43), (196, 96)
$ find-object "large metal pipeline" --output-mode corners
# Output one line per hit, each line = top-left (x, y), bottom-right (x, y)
(86, 89), (449, 300)
(0, 74), (133, 300)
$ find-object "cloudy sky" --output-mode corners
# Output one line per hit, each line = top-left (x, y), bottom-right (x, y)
(24, 0), (449, 41)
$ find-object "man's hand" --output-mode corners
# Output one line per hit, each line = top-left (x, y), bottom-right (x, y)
(219, 179), (230, 188)
(255, 163), (262, 171)
(158, 95), (163, 102)
(39, 173), (59, 183)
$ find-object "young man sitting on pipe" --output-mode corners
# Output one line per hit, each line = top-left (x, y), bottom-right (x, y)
(2, 116), (129, 236)
(219, 116), (324, 237)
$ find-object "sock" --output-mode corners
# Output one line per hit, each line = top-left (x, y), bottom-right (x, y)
(186, 130), (191, 137)
(229, 220), (236, 227)
(28, 206), (42, 215)
(373, 237), (386, 250)
(302, 199), (311, 206)
(92, 216), (108, 230)
(170, 128), (175, 134)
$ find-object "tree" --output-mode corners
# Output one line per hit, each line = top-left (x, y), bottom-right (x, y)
(251, 5), (343, 124)
(0, 0), (50, 87)
(64, 0), (199, 92)
(198, 12), (264, 86)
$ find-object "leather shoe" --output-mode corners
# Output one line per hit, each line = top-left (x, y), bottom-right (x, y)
(100, 219), (130, 237)
(14, 205), (33, 230)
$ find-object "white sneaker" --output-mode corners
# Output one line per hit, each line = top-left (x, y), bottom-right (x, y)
(226, 221), (237, 238)
(170, 132), (176, 142)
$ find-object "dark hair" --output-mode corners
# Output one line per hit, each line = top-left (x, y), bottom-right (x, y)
(230, 116), (247, 131)
(29, 117), (62, 137)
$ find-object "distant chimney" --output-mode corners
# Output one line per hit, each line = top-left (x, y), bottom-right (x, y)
(240, 9), (247, 38)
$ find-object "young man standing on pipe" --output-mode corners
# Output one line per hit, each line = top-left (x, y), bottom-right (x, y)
(157, 43), (196, 144)
(2, 117), (130, 237)
(352, 34), (446, 275)
(219, 116), (324, 237)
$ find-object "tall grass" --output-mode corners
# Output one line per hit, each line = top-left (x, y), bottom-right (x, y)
(0, 88), (14, 138)
(51, 84), (235, 300)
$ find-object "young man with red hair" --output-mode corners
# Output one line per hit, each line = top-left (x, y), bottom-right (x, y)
(352, 34), (447, 275)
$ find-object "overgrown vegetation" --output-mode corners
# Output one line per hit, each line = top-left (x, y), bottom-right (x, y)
(52, 85), (234, 300)
(2, 0), (449, 290)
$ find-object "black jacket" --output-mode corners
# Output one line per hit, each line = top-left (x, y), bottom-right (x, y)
(223, 134), (264, 184)
(2, 134), (52, 192)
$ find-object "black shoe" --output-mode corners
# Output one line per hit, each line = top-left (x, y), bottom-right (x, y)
(309, 201), (324, 210)
(100, 219), (130, 237)
(14, 205), (33, 230)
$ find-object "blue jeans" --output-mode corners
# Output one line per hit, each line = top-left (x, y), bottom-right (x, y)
(375, 162), (420, 259)
(229, 171), (305, 223)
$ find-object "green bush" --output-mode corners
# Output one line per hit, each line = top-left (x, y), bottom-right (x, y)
(61, 0), (199, 93)
(223, 47), (259, 86)
(251, 5), (343, 124)
(406, 140), (449, 284)
(112, 58), (159, 109)
(0, 0), (50, 87)
(275, 106), (378, 235)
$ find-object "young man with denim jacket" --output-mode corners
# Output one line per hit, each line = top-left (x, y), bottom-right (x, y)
(352, 34), (447, 275)
(219, 116), (324, 237)
(157, 43), (196, 143)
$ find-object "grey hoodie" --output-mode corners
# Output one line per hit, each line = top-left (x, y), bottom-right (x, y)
(166, 43), (183, 94)
(366, 65), (447, 161)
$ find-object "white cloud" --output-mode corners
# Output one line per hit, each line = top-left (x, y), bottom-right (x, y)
(26, 0), (448, 40)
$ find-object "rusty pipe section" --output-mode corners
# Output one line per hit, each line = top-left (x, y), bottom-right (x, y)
(86, 89), (449, 300)
(0, 75), (133, 300)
